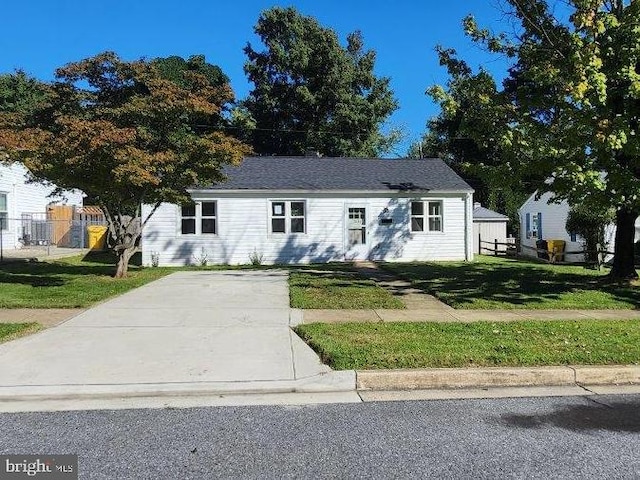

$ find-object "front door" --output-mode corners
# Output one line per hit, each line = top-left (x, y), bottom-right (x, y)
(345, 206), (369, 260)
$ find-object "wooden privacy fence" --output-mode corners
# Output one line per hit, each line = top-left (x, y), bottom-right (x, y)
(479, 233), (615, 269)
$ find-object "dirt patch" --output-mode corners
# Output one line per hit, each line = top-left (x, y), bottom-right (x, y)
(0, 309), (84, 328)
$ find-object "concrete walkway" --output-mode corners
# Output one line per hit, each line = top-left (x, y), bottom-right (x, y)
(1, 247), (90, 262)
(0, 271), (354, 408)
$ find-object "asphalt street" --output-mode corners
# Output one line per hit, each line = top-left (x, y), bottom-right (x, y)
(1, 394), (639, 479)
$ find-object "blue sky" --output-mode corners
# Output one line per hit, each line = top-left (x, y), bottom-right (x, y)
(0, 1), (511, 154)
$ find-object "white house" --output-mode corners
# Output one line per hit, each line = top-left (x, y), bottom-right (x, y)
(142, 157), (475, 266)
(0, 162), (84, 250)
(519, 191), (640, 262)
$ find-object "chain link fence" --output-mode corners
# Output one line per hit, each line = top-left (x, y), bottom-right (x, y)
(0, 208), (107, 261)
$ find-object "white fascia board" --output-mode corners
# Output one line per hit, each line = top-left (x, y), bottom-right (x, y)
(518, 190), (539, 213)
(187, 189), (474, 195)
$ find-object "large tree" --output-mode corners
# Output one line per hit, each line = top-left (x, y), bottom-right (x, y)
(409, 48), (541, 235)
(0, 71), (49, 117)
(0, 52), (250, 277)
(433, 0), (640, 279)
(243, 6), (399, 157)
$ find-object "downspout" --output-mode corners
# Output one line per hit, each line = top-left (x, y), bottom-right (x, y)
(465, 192), (473, 261)
(12, 181), (17, 248)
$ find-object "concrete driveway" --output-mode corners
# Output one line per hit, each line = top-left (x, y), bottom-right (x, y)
(0, 271), (354, 408)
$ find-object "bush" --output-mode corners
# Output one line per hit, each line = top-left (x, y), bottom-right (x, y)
(565, 204), (614, 262)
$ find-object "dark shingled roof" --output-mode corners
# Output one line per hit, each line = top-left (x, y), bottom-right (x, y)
(203, 157), (473, 192)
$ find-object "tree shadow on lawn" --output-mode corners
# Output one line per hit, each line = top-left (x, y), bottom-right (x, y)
(0, 253), (142, 288)
(0, 270), (66, 287)
(385, 258), (640, 309)
(80, 251), (142, 266)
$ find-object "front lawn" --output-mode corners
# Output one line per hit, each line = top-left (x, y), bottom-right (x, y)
(0, 323), (40, 343)
(0, 253), (171, 308)
(290, 268), (405, 309)
(295, 320), (640, 370)
(382, 256), (639, 310)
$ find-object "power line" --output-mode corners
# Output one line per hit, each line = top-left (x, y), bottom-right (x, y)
(196, 124), (386, 138)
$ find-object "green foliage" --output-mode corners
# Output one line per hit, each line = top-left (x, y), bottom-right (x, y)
(0, 71), (48, 116)
(151, 55), (232, 133)
(431, 0), (640, 278)
(243, 7), (399, 157)
(151, 55), (228, 90)
(566, 203), (615, 259)
(415, 47), (538, 235)
(0, 52), (251, 277)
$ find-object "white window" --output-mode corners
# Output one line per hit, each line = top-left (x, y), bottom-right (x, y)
(201, 201), (217, 234)
(270, 201), (306, 234)
(180, 201), (217, 235)
(532, 213), (539, 238)
(410, 200), (443, 232)
(0, 193), (6, 230)
(427, 201), (443, 232)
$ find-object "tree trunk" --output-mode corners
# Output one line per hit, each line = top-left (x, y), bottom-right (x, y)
(114, 247), (136, 278)
(609, 207), (639, 281)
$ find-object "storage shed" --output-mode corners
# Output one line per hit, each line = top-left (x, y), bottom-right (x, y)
(473, 203), (509, 254)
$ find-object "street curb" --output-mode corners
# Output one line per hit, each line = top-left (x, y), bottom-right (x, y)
(0, 371), (357, 406)
(356, 365), (640, 391)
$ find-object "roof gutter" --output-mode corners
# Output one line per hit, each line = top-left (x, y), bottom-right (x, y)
(188, 188), (475, 195)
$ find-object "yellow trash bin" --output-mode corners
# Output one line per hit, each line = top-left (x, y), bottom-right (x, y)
(87, 225), (108, 251)
(547, 239), (566, 262)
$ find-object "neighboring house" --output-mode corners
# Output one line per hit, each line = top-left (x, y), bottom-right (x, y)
(473, 202), (509, 254)
(142, 157), (475, 266)
(519, 191), (640, 262)
(0, 162), (84, 250)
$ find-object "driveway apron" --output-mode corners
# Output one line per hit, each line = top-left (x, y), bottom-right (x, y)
(0, 271), (340, 399)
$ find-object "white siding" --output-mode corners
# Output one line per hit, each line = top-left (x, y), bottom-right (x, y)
(473, 221), (508, 254)
(0, 163), (84, 250)
(518, 192), (640, 262)
(142, 192), (471, 266)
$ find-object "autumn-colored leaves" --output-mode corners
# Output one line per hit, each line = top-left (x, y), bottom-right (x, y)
(0, 51), (251, 277)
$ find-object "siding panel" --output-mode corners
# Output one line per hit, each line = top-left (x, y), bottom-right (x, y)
(142, 193), (471, 266)
(0, 163), (83, 250)
(518, 192), (640, 262)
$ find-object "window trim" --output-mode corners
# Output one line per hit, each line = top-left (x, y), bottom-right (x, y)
(0, 192), (7, 231)
(178, 200), (218, 236)
(200, 201), (217, 235)
(269, 200), (307, 235)
(410, 199), (444, 233)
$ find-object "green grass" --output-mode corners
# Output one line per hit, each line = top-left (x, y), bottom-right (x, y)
(0, 253), (171, 308)
(0, 323), (40, 343)
(382, 255), (640, 310)
(295, 320), (640, 369)
(290, 268), (405, 309)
